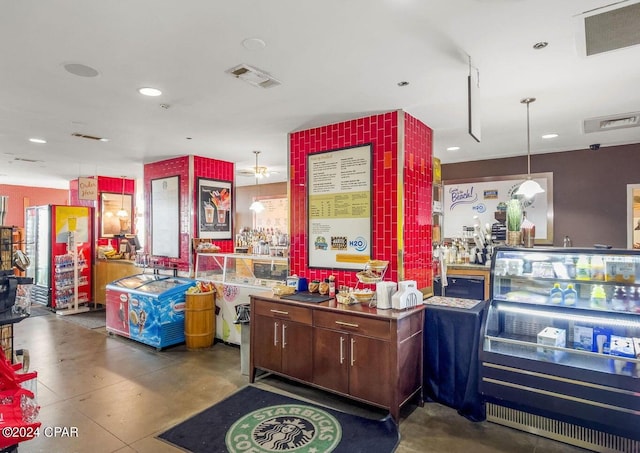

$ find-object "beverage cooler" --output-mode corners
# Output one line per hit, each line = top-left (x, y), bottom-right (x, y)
(25, 205), (93, 309)
(480, 246), (640, 452)
(105, 274), (196, 349)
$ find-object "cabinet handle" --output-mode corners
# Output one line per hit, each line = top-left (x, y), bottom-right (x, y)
(282, 324), (287, 348)
(350, 338), (355, 367)
(270, 309), (289, 315)
(274, 322), (279, 346)
(339, 336), (344, 364)
(335, 321), (359, 328)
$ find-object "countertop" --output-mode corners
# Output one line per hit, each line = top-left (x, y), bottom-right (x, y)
(250, 291), (424, 321)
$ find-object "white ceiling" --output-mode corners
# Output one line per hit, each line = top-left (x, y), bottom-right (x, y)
(2, 0), (640, 189)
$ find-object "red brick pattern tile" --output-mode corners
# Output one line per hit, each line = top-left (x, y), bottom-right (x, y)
(289, 110), (433, 290)
(143, 155), (236, 272)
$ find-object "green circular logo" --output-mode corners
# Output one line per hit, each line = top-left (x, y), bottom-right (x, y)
(225, 404), (342, 452)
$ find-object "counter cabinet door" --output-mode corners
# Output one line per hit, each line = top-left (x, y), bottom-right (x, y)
(252, 313), (282, 373)
(281, 320), (313, 381)
(312, 327), (349, 395)
(348, 334), (391, 407)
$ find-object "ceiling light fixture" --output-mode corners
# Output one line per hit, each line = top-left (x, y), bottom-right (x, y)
(28, 138), (46, 144)
(249, 151), (265, 213)
(515, 98), (545, 198)
(542, 133), (558, 139)
(138, 87), (162, 97)
(117, 176), (128, 218)
(446, 146), (460, 151)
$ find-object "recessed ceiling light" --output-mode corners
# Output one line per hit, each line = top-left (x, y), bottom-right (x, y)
(242, 37), (266, 50)
(533, 41), (548, 50)
(99, 138), (110, 142)
(29, 138), (47, 144)
(138, 87), (162, 97)
(446, 146), (460, 151)
(542, 133), (558, 139)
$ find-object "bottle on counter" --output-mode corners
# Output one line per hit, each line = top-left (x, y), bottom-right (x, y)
(564, 255), (576, 279)
(549, 283), (563, 305)
(590, 255), (605, 281)
(576, 255), (590, 280)
(563, 284), (577, 306)
(589, 284), (608, 310)
(611, 286), (628, 311)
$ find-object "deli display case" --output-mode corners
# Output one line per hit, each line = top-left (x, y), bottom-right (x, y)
(480, 246), (640, 452)
(194, 253), (288, 345)
(105, 274), (196, 349)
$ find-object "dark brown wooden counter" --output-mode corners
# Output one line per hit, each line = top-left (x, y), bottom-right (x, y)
(249, 291), (425, 421)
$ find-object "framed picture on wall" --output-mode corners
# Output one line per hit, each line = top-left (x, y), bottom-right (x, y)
(100, 192), (133, 237)
(150, 176), (180, 258)
(198, 178), (232, 239)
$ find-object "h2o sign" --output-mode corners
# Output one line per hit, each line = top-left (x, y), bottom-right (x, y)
(349, 237), (368, 252)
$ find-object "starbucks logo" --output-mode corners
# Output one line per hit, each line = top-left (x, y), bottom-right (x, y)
(226, 404), (342, 452)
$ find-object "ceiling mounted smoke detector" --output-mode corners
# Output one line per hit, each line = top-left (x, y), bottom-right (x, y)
(226, 64), (281, 88)
(583, 112), (640, 133)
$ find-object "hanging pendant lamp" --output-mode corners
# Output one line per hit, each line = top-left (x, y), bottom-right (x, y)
(515, 97), (545, 198)
(249, 151), (265, 213)
(116, 176), (129, 218)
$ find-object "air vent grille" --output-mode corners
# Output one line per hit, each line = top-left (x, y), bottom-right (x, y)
(226, 64), (281, 88)
(584, 112), (640, 133)
(584, 2), (640, 56)
(72, 132), (107, 141)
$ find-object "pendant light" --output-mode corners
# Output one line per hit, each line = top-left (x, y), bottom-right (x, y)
(116, 176), (128, 218)
(249, 151), (265, 213)
(514, 97), (545, 198)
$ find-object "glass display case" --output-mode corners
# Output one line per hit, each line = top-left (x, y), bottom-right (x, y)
(194, 253), (288, 345)
(480, 246), (640, 452)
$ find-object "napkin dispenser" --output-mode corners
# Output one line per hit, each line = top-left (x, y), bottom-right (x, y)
(392, 280), (422, 310)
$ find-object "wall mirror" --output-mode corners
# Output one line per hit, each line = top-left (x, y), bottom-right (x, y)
(101, 192), (133, 237)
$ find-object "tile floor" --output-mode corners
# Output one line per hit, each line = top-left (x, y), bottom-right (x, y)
(10, 310), (588, 453)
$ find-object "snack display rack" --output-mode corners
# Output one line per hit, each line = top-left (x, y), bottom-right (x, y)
(348, 260), (389, 306)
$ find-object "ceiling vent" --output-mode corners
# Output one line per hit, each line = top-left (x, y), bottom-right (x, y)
(72, 132), (107, 141)
(583, 112), (640, 133)
(14, 157), (40, 163)
(225, 64), (281, 88)
(580, 1), (640, 56)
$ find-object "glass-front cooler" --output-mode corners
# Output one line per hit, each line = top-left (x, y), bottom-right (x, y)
(480, 246), (640, 452)
(195, 253), (288, 345)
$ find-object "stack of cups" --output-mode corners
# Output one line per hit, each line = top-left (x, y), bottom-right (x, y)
(376, 281), (397, 310)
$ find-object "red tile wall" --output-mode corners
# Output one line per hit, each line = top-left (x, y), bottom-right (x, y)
(402, 111), (433, 286)
(289, 110), (433, 289)
(143, 156), (191, 271)
(143, 155), (236, 272)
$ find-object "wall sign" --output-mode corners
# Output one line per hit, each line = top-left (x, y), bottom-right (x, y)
(308, 144), (372, 270)
(78, 177), (97, 201)
(197, 178), (232, 239)
(443, 172), (554, 245)
(150, 176), (180, 258)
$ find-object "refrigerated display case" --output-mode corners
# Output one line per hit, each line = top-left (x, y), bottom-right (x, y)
(25, 205), (93, 310)
(480, 246), (640, 452)
(105, 274), (196, 349)
(194, 252), (288, 345)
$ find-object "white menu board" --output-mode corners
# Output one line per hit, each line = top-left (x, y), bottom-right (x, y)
(308, 144), (372, 269)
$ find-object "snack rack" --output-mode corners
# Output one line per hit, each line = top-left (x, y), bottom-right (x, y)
(347, 260), (389, 306)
